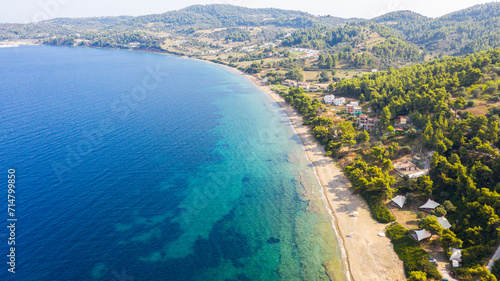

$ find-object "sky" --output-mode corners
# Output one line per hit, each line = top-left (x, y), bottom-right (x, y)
(0, 0), (497, 23)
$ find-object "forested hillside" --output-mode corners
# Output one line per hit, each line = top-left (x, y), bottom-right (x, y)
(5, 3), (500, 68)
(333, 48), (500, 280)
(0, 5), (344, 41)
(374, 3), (500, 55)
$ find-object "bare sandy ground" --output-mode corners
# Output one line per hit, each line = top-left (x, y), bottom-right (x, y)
(246, 75), (406, 281)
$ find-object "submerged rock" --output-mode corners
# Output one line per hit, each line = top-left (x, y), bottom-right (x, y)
(267, 237), (280, 244)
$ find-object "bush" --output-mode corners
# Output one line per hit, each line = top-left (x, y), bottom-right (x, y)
(417, 211), (426, 219)
(443, 200), (456, 212)
(361, 192), (396, 223)
(408, 271), (427, 281)
(401, 145), (412, 155)
(386, 222), (407, 239)
(492, 259), (500, 280)
(455, 265), (497, 281)
(462, 245), (492, 267)
(430, 205), (447, 217)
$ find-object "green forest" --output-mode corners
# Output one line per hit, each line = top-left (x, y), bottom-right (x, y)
(274, 48), (500, 280)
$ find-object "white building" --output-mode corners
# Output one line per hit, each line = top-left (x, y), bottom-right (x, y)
(308, 86), (319, 92)
(350, 101), (359, 107)
(391, 195), (406, 208)
(450, 248), (462, 268)
(333, 97), (346, 106)
(419, 199), (440, 212)
(437, 216), (452, 229)
(297, 82), (309, 91)
(283, 80), (297, 87)
(324, 95), (335, 104)
(411, 229), (432, 241)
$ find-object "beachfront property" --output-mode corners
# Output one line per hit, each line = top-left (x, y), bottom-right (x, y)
(450, 248), (462, 268)
(128, 42), (140, 48)
(419, 199), (440, 213)
(334, 97), (346, 106)
(411, 229), (432, 241)
(357, 115), (377, 130)
(297, 82), (309, 91)
(390, 195), (406, 208)
(283, 79), (298, 87)
(308, 85), (319, 92)
(437, 216), (452, 229)
(324, 94), (335, 104)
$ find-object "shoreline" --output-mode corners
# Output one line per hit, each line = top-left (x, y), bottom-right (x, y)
(243, 75), (406, 281)
(6, 43), (406, 280)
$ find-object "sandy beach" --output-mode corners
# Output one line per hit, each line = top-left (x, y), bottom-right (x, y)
(246, 75), (406, 281)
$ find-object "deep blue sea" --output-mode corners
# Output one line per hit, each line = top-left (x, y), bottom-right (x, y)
(0, 45), (348, 281)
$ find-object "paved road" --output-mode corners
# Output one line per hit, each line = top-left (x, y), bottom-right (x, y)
(487, 244), (500, 270)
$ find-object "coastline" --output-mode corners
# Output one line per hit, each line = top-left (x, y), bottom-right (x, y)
(6, 42), (406, 280)
(243, 75), (406, 281)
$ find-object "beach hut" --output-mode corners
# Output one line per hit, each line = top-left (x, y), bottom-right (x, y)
(411, 229), (432, 241)
(450, 248), (462, 267)
(390, 195), (406, 208)
(419, 199), (440, 212)
(437, 216), (452, 229)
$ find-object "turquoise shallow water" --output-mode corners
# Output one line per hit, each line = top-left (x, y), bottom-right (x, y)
(0, 45), (347, 281)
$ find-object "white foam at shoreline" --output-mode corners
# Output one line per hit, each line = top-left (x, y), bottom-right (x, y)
(258, 85), (353, 281)
(0, 44), (19, 48)
(281, 107), (353, 281)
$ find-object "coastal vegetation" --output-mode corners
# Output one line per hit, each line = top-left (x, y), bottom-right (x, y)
(275, 47), (500, 279)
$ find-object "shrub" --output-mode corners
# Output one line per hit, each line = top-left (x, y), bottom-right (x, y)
(408, 271), (427, 281)
(401, 145), (412, 155)
(386, 222), (406, 239)
(443, 200), (456, 212)
(417, 211), (426, 219)
(455, 265), (497, 281)
(361, 192), (396, 223)
(462, 245), (492, 267)
(492, 259), (500, 280)
(430, 205), (447, 217)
